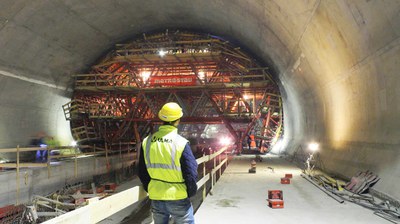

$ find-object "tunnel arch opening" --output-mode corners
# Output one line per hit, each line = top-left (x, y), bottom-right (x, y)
(64, 30), (283, 154)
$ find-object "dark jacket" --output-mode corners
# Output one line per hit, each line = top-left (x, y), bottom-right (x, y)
(138, 135), (198, 198)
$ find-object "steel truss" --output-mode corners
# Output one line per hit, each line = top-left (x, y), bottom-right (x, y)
(63, 31), (283, 153)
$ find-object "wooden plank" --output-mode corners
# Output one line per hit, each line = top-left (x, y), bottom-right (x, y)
(196, 155), (210, 165)
(35, 195), (76, 207)
(49, 154), (77, 159)
(196, 147), (227, 164)
(42, 186), (148, 224)
(20, 163), (48, 168)
(1, 147), (41, 153)
(211, 158), (228, 175)
(209, 147), (227, 160)
(0, 163), (47, 168)
(48, 151), (106, 159)
(196, 173), (210, 189)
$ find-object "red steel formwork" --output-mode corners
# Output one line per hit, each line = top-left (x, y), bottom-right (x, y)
(63, 31), (283, 153)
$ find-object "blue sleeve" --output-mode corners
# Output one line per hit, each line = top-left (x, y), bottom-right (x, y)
(138, 143), (150, 192)
(180, 143), (198, 197)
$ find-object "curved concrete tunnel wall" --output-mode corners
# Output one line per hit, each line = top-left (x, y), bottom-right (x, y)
(0, 68), (73, 147)
(0, 0), (399, 200)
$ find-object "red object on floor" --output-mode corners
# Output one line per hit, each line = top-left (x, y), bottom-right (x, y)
(0, 204), (24, 221)
(0, 205), (15, 219)
(268, 190), (283, 200)
(104, 183), (117, 192)
(96, 186), (105, 193)
(268, 199), (284, 208)
(281, 177), (290, 184)
(285, 173), (293, 178)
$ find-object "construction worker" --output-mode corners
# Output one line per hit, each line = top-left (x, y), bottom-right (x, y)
(249, 134), (256, 149)
(138, 102), (198, 224)
(37, 136), (60, 161)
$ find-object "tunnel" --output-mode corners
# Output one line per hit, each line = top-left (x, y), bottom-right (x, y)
(0, 0), (399, 223)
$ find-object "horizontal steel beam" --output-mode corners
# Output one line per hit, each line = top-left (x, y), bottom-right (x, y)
(74, 82), (275, 93)
(122, 116), (252, 124)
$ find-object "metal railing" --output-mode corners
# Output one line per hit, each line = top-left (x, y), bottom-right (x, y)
(196, 146), (230, 199)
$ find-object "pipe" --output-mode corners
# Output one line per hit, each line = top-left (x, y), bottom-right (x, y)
(301, 174), (345, 203)
(34, 195), (76, 207)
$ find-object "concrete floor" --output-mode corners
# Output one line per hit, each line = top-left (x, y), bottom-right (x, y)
(195, 155), (389, 224)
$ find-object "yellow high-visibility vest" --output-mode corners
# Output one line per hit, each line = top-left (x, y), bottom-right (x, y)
(142, 125), (189, 200)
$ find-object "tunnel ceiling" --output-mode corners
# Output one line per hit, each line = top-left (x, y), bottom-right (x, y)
(0, 0), (305, 87)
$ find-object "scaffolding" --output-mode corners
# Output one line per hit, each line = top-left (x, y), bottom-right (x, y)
(64, 31), (283, 153)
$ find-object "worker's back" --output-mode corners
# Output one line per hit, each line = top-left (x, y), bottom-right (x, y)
(142, 125), (189, 200)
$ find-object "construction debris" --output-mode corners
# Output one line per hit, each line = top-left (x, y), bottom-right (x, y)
(267, 166), (275, 173)
(0, 204), (25, 224)
(0, 179), (121, 223)
(345, 170), (380, 194)
(315, 173), (346, 191)
(104, 183), (118, 193)
(301, 174), (345, 203)
(302, 171), (400, 223)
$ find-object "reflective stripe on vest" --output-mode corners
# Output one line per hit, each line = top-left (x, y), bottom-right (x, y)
(145, 134), (181, 172)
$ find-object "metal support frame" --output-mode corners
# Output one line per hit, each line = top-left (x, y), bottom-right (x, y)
(64, 31), (282, 153)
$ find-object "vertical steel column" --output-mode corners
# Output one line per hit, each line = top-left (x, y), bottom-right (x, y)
(47, 148), (51, 178)
(202, 157), (206, 200)
(74, 146), (78, 178)
(94, 144), (97, 174)
(218, 154), (221, 178)
(16, 145), (20, 205)
(213, 155), (216, 185)
(133, 122), (141, 165)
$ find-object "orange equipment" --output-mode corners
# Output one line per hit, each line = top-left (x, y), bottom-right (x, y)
(267, 190), (284, 209)
(249, 135), (256, 148)
(285, 174), (293, 178)
(268, 199), (284, 208)
(281, 177), (291, 184)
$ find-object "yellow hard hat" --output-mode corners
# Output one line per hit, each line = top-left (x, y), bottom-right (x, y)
(158, 102), (183, 122)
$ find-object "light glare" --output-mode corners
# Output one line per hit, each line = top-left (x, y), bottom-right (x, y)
(198, 71), (205, 79)
(158, 50), (167, 57)
(220, 137), (231, 145)
(141, 71), (151, 82)
(308, 142), (319, 152)
(71, 141), (77, 147)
